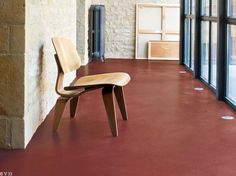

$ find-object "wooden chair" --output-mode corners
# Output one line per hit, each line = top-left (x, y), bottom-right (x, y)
(52, 37), (131, 137)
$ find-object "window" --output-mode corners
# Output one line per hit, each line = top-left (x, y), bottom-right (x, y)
(226, 0), (236, 105)
(184, 19), (190, 66)
(201, 21), (209, 81)
(183, 0), (195, 71)
(226, 25), (236, 103)
(191, 20), (195, 69)
(181, 0), (236, 109)
(185, 0), (190, 15)
(202, 0), (210, 16)
(211, 22), (217, 88)
(198, 0), (218, 88)
(212, 0), (217, 16)
(228, 0), (236, 17)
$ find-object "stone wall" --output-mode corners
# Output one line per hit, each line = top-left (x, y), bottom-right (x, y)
(0, 0), (77, 149)
(24, 0), (77, 148)
(0, 0), (25, 148)
(77, 0), (91, 64)
(91, 0), (179, 58)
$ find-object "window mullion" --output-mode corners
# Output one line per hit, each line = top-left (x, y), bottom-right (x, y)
(180, 0), (186, 65)
(216, 0), (227, 100)
(210, 0), (212, 16)
(194, 0), (201, 78)
(209, 22), (212, 84)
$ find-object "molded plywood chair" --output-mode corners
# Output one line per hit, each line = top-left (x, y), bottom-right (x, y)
(52, 37), (131, 137)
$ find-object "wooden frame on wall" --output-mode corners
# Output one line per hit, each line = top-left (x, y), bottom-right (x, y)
(135, 3), (180, 60)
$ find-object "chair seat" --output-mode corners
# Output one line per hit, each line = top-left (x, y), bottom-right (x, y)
(73, 72), (131, 87)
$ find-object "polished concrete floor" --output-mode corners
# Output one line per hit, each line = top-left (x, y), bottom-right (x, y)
(1, 60), (236, 176)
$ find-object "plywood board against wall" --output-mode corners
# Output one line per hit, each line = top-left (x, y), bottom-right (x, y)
(148, 41), (179, 60)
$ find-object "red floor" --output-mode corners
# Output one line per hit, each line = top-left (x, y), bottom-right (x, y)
(1, 60), (236, 176)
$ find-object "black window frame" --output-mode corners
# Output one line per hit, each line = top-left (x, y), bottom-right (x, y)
(200, 0), (218, 91)
(181, 0), (195, 71)
(224, 0), (236, 108)
(180, 0), (236, 110)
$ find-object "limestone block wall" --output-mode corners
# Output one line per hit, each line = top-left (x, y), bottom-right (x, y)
(0, 0), (77, 149)
(91, 0), (180, 58)
(77, 0), (91, 65)
(0, 0), (25, 148)
(24, 0), (77, 147)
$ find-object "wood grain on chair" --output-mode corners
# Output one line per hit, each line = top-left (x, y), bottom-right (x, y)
(52, 37), (131, 137)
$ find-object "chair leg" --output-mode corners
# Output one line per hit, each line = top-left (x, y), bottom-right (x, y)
(70, 97), (79, 118)
(102, 86), (118, 137)
(114, 86), (128, 120)
(53, 97), (69, 131)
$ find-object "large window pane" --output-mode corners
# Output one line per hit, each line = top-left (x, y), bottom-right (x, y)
(191, 0), (195, 15)
(185, 0), (190, 15)
(191, 19), (195, 70)
(228, 0), (236, 17)
(212, 0), (217, 16)
(201, 21), (209, 81)
(211, 23), (217, 88)
(202, 0), (210, 16)
(184, 19), (190, 66)
(227, 25), (236, 104)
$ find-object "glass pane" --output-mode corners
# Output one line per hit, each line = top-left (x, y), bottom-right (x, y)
(185, 0), (190, 15)
(201, 21), (209, 81)
(211, 23), (217, 88)
(212, 0), (217, 16)
(184, 19), (190, 66)
(191, 19), (195, 70)
(191, 0), (195, 15)
(226, 25), (236, 104)
(139, 7), (162, 31)
(228, 0), (236, 17)
(202, 0), (210, 16)
(165, 7), (180, 32)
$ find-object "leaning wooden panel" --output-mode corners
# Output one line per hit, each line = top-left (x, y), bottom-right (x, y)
(148, 41), (179, 60)
(135, 3), (180, 59)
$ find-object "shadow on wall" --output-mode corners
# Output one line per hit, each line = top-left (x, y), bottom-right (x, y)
(39, 45), (44, 120)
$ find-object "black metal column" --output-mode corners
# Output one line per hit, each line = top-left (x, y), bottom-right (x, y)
(180, 0), (185, 65)
(193, 0), (201, 78)
(216, 0), (227, 100)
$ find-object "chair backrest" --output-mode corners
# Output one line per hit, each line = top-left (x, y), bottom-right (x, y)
(52, 37), (81, 73)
